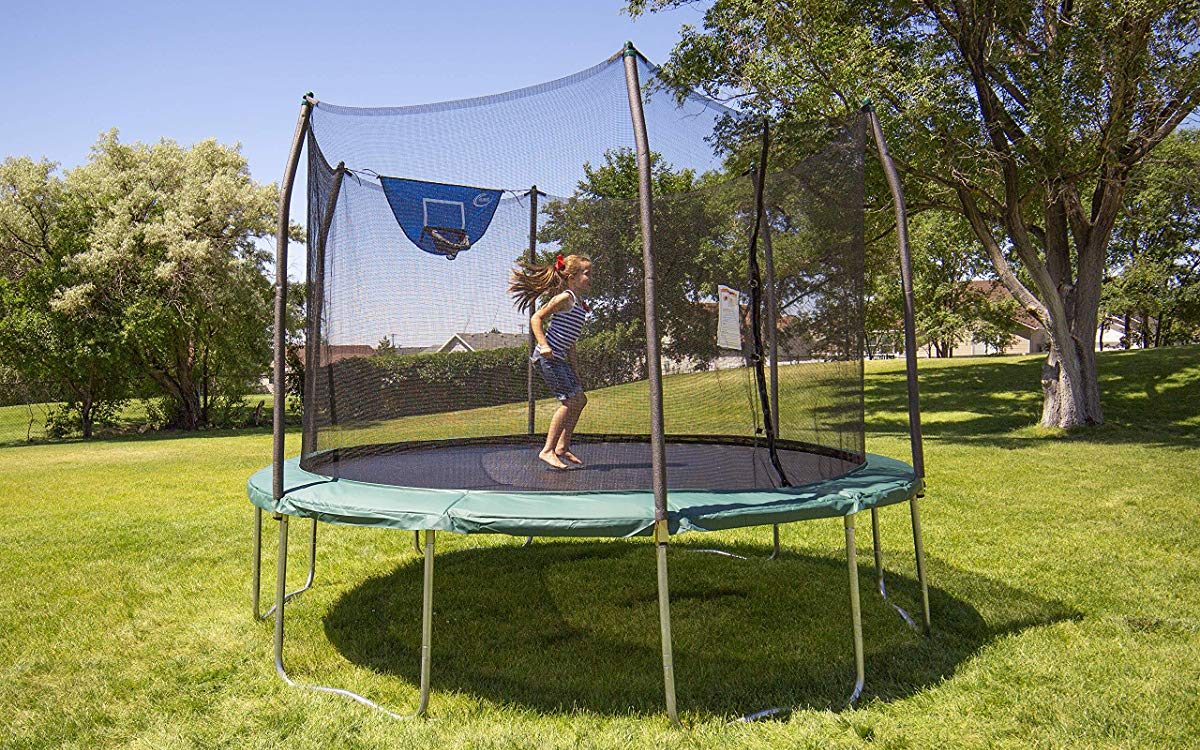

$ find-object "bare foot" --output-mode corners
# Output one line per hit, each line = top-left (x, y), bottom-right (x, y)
(538, 450), (569, 470)
(556, 449), (584, 466)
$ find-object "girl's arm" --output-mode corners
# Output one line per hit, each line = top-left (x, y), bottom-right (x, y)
(530, 292), (572, 357)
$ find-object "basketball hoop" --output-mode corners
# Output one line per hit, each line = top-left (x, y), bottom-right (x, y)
(423, 226), (471, 260)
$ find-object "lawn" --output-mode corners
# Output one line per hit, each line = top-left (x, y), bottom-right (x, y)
(2, 347), (1198, 748)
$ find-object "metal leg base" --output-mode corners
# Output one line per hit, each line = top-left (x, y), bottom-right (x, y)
(274, 519), (435, 719)
(870, 508), (920, 632)
(742, 515), (865, 720)
(692, 523), (781, 562)
(655, 539), (681, 727)
(254, 511), (317, 620)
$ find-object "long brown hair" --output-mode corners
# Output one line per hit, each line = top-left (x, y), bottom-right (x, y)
(509, 253), (590, 312)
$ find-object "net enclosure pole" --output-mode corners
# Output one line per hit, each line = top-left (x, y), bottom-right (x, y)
(866, 104), (931, 635)
(255, 95), (312, 621)
(865, 106), (923, 478)
(526, 186), (539, 435)
(271, 97), (314, 501)
(749, 121), (789, 486)
(762, 148), (780, 438)
(623, 41), (679, 728)
(622, 48), (668, 518)
(304, 162), (346, 454)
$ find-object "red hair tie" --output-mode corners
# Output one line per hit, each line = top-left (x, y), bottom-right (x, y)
(554, 254), (566, 272)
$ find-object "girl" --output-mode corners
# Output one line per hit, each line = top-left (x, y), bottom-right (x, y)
(510, 253), (593, 470)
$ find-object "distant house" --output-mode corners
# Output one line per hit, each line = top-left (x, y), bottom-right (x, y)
(432, 331), (528, 353)
(949, 280), (1049, 357)
(294, 344), (377, 363)
(944, 281), (1146, 356)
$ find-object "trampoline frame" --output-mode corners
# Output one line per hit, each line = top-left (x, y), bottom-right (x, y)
(251, 44), (930, 725)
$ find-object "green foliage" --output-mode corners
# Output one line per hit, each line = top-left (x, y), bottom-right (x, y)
(910, 214), (1020, 357)
(629, 0), (1200, 426)
(0, 132), (287, 434)
(0, 156), (133, 436)
(44, 399), (125, 439)
(1106, 129), (1200, 346)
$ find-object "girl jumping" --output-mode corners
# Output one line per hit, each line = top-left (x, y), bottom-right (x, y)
(510, 253), (593, 470)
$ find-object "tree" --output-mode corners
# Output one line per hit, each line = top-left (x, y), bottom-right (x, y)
(2, 132), (285, 432)
(0, 157), (132, 437)
(628, 0), (1200, 428)
(1105, 129), (1200, 346)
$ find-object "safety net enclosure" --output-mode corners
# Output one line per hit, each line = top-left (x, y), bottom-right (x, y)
(251, 44), (931, 724)
(297, 48), (869, 497)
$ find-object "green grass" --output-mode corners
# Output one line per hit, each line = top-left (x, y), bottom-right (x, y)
(0, 393), (279, 447)
(2, 347), (1199, 748)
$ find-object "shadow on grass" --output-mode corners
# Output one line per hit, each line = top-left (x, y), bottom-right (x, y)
(867, 345), (1200, 448)
(323, 538), (1078, 718)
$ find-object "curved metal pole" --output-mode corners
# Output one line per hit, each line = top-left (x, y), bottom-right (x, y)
(254, 97), (313, 621)
(870, 508), (918, 631)
(274, 518), (434, 718)
(272, 99), (313, 503)
(527, 186), (539, 435)
(866, 105), (931, 635)
(623, 42), (679, 727)
(255, 516), (318, 620)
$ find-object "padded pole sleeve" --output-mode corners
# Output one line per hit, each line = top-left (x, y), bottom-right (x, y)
(273, 100), (314, 501)
(866, 107), (924, 479)
(623, 49), (669, 522)
(527, 186), (538, 435)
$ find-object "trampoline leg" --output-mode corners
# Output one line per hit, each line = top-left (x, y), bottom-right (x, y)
(655, 533), (681, 726)
(255, 514), (317, 621)
(416, 530), (434, 715)
(871, 508), (919, 631)
(767, 523), (781, 560)
(909, 497), (932, 635)
(522, 536), (533, 548)
(414, 531), (422, 556)
(844, 514), (865, 706)
(252, 508), (263, 618)
(271, 515), (430, 718)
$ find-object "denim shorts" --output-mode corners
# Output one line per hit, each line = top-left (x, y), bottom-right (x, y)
(535, 355), (583, 402)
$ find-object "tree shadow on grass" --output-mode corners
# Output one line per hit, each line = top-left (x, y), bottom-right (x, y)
(865, 346), (1200, 448)
(324, 538), (1078, 718)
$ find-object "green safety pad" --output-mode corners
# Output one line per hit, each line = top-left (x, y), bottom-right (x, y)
(247, 453), (921, 537)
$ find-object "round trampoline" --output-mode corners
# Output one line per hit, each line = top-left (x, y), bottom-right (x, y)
(250, 44), (931, 724)
(249, 439), (919, 537)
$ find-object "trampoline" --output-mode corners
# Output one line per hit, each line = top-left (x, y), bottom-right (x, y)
(250, 43), (931, 724)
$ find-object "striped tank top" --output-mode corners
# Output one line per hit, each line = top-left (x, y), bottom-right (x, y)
(543, 290), (590, 355)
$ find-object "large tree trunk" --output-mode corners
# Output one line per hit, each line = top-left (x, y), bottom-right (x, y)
(1040, 328), (1103, 428)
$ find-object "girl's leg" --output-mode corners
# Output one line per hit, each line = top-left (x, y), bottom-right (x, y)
(539, 402), (571, 469)
(556, 392), (587, 464)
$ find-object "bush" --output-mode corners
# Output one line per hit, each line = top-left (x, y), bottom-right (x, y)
(311, 329), (647, 425)
(44, 399), (126, 439)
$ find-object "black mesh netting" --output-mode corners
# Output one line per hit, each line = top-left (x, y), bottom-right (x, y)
(298, 51), (865, 492)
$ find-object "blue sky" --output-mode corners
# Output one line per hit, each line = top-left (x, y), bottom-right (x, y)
(2, 1), (708, 284)
(1, 1), (703, 179)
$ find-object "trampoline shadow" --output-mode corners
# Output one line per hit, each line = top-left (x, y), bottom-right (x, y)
(323, 539), (1077, 717)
